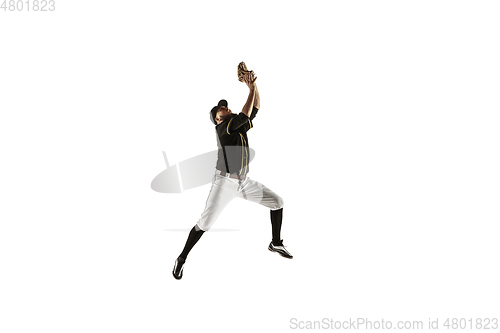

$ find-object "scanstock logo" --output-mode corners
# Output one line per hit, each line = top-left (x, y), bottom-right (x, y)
(151, 148), (256, 193)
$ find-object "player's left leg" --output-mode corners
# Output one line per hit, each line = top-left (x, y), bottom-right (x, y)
(236, 178), (293, 259)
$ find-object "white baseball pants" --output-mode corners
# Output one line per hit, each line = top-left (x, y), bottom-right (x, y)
(196, 169), (284, 231)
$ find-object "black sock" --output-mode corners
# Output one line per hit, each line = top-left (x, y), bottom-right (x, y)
(270, 208), (283, 245)
(179, 225), (205, 260)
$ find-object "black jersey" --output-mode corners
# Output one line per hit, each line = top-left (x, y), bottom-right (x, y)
(215, 106), (259, 176)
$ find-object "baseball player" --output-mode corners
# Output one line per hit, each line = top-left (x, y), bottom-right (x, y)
(172, 72), (292, 280)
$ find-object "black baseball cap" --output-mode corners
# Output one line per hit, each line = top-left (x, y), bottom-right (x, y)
(210, 99), (228, 125)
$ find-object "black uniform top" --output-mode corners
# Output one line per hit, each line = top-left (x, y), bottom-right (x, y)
(215, 106), (259, 177)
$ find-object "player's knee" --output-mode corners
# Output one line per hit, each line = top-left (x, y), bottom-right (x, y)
(196, 221), (211, 232)
(275, 196), (284, 210)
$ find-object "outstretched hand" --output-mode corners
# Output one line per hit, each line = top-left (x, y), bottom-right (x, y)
(243, 72), (257, 90)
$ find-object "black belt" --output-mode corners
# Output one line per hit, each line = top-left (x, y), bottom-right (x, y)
(219, 171), (246, 180)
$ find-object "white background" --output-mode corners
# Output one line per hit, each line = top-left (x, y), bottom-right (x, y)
(1, 1), (499, 332)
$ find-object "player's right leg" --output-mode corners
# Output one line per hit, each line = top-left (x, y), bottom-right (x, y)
(173, 173), (238, 280)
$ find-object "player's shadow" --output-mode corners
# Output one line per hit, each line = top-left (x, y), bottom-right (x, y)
(152, 148), (256, 193)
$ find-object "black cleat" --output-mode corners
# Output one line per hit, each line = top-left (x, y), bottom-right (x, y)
(268, 239), (293, 259)
(172, 257), (186, 280)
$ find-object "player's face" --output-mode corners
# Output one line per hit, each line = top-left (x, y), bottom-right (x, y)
(215, 106), (232, 125)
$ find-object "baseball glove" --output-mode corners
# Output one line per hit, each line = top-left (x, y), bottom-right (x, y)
(237, 61), (255, 82)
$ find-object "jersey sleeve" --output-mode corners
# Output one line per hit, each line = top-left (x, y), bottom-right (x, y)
(226, 112), (250, 135)
(237, 107), (259, 132)
(242, 107), (258, 132)
(249, 106), (259, 121)
(220, 107), (259, 135)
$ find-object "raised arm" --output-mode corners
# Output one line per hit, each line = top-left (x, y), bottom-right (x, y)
(241, 73), (257, 118)
(253, 81), (260, 109)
